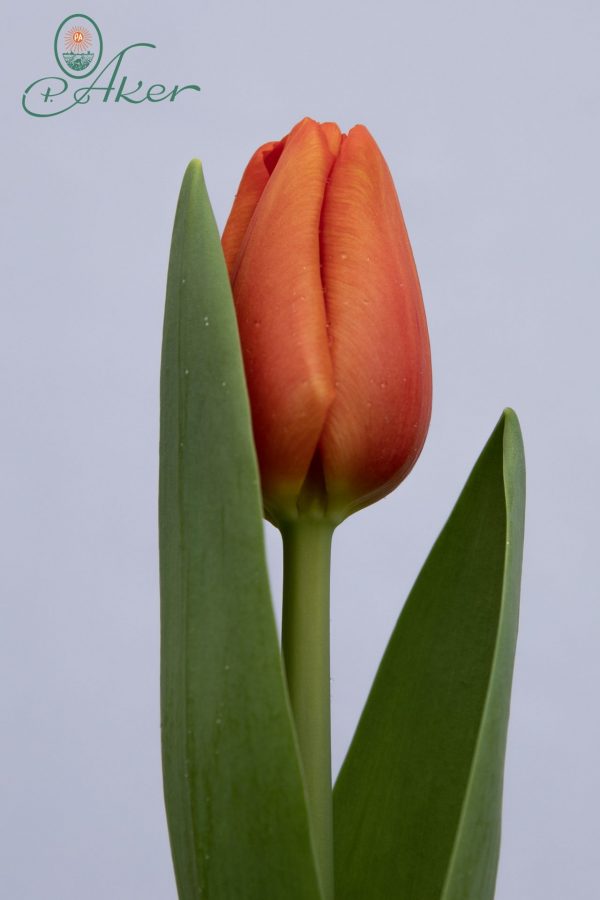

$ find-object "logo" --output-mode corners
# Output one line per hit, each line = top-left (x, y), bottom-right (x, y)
(23, 13), (200, 118)
(55, 14), (102, 76)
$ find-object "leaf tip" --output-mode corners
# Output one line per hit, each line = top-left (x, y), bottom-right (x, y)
(180, 158), (206, 196)
(499, 408), (526, 532)
(500, 407), (524, 460)
(501, 406), (519, 429)
(185, 157), (203, 174)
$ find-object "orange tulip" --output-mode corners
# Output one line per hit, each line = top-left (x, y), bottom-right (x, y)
(222, 117), (432, 524)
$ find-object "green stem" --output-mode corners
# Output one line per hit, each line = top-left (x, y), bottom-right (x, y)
(281, 517), (335, 900)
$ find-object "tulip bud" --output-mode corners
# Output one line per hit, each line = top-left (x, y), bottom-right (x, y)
(222, 118), (432, 525)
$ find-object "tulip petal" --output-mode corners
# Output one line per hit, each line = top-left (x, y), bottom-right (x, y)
(320, 122), (343, 157)
(221, 139), (280, 277)
(320, 125), (432, 515)
(231, 119), (337, 515)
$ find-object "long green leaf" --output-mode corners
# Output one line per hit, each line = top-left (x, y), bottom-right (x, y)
(159, 161), (323, 900)
(333, 409), (525, 900)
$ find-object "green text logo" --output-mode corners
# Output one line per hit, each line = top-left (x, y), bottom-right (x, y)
(23, 13), (200, 117)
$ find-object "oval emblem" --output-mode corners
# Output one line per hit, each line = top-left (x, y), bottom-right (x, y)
(54, 14), (103, 79)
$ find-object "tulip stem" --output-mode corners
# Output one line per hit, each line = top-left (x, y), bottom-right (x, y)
(281, 517), (335, 900)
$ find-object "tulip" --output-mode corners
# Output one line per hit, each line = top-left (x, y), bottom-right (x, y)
(222, 117), (432, 526)
(222, 120), (432, 897)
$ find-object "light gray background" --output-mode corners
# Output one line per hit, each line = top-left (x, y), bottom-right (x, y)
(2, 1), (598, 897)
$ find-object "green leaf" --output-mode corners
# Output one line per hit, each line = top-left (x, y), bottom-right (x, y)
(333, 409), (525, 900)
(159, 161), (323, 900)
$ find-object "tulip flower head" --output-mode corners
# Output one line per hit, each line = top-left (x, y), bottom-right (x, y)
(222, 118), (432, 525)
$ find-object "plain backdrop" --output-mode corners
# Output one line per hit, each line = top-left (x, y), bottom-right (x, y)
(2, 1), (599, 897)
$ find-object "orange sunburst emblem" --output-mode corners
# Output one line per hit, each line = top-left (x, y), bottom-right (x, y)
(64, 25), (93, 53)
